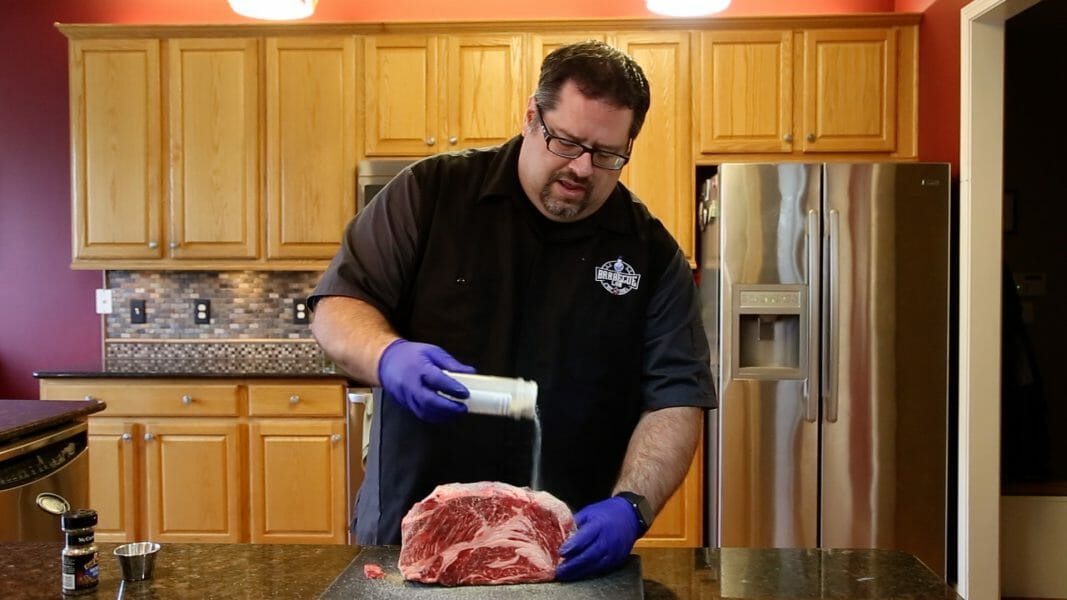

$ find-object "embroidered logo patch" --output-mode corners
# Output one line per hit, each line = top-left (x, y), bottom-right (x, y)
(595, 257), (641, 296)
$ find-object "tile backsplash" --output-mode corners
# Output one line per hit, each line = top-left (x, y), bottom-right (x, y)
(106, 271), (320, 339)
(102, 271), (335, 374)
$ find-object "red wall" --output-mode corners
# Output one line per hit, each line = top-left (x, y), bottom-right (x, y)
(0, 0), (960, 399)
(915, 0), (970, 175)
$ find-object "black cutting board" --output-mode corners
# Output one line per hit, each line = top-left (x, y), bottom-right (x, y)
(319, 545), (643, 600)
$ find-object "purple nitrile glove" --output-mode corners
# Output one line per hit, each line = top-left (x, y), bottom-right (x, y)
(555, 496), (642, 581)
(377, 339), (476, 423)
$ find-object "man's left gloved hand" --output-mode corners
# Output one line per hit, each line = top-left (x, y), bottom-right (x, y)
(555, 496), (642, 581)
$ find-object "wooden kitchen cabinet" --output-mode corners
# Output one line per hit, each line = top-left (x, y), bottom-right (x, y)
(143, 420), (244, 543)
(696, 25), (916, 159)
(70, 37), (262, 266)
(249, 419), (347, 544)
(167, 38), (260, 261)
(86, 420), (141, 542)
(614, 31), (695, 265)
(636, 424), (704, 548)
(264, 37), (357, 260)
(801, 28), (898, 153)
(64, 31), (355, 270)
(39, 377), (350, 544)
(696, 30), (794, 154)
(247, 383), (347, 544)
(68, 38), (162, 261)
(362, 33), (525, 156)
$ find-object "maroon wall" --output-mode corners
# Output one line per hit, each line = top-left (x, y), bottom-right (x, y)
(0, 4), (103, 399)
(0, 0), (960, 400)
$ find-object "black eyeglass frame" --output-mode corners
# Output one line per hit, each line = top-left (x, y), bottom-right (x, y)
(535, 105), (632, 170)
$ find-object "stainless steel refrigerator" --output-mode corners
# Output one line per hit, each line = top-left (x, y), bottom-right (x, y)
(698, 163), (952, 577)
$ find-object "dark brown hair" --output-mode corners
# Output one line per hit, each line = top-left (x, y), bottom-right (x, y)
(533, 40), (651, 140)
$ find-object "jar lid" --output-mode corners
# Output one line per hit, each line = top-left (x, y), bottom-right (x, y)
(61, 508), (98, 530)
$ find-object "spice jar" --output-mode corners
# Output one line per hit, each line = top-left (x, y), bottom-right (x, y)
(60, 509), (99, 595)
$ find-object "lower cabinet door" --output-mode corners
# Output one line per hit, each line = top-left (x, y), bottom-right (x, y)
(636, 433), (704, 548)
(248, 419), (347, 544)
(143, 420), (244, 543)
(87, 419), (141, 543)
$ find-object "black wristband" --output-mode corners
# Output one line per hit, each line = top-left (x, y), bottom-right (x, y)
(615, 491), (654, 534)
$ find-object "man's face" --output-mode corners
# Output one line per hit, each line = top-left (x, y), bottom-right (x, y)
(518, 81), (634, 223)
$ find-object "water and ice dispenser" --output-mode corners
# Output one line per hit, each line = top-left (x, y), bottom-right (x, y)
(730, 284), (807, 379)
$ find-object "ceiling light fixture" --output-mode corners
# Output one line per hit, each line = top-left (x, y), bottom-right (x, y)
(228, 0), (318, 21)
(646, 0), (731, 17)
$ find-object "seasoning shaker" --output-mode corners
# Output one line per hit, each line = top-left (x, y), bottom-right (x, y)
(60, 508), (99, 595)
(441, 371), (538, 420)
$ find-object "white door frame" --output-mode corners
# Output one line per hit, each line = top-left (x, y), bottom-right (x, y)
(958, 1), (1039, 598)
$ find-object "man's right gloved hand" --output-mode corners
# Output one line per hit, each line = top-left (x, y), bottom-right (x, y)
(377, 339), (476, 423)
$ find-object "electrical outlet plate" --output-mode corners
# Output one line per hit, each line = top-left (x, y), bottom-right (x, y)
(194, 299), (211, 325)
(95, 289), (113, 314)
(293, 298), (310, 325)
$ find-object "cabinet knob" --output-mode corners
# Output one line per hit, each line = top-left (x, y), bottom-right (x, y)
(148, 241), (158, 249)
(331, 433), (342, 443)
(806, 133), (816, 143)
(783, 133), (794, 143)
(289, 394), (300, 405)
(448, 136), (458, 145)
(144, 433), (154, 442)
(181, 394), (193, 405)
(169, 241), (179, 249)
(121, 433), (132, 442)
(425, 137), (436, 146)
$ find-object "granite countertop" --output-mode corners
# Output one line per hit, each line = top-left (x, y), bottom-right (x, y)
(33, 353), (356, 381)
(33, 370), (353, 381)
(0, 399), (106, 444)
(0, 543), (960, 600)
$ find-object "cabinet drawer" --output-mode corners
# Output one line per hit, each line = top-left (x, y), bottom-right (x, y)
(42, 381), (241, 417)
(247, 384), (343, 417)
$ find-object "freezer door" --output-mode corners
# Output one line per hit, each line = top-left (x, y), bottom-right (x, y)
(717, 163), (821, 547)
(820, 163), (949, 576)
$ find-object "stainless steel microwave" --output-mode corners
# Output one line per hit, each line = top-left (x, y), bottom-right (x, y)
(357, 159), (418, 211)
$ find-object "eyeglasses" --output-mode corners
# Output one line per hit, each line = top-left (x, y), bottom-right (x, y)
(535, 105), (631, 170)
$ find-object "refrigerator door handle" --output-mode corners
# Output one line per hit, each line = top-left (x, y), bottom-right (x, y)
(825, 208), (841, 423)
(804, 209), (819, 423)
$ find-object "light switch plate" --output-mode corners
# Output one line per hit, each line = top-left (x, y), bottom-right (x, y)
(95, 289), (113, 314)
(130, 299), (147, 324)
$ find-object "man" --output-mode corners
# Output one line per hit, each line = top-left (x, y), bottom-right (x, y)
(310, 41), (714, 581)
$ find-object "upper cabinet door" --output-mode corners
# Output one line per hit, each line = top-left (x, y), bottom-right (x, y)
(443, 34), (525, 151)
(697, 30), (794, 154)
(167, 38), (260, 260)
(363, 35), (440, 156)
(69, 39), (162, 261)
(264, 37), (357, 260)
(615, 32), (695, 265)
(800, 28), (897, 153)
(527, 33), (606, 93)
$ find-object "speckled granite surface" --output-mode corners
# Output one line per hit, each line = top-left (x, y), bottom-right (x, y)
(0, 544), (959, 600)
(33, 370), (351, 380)
(633, 547), (961, 600)
(0, 399), (105, 443)
(0, 543), (360, 599)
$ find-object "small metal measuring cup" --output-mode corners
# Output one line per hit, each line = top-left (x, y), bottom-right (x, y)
(113, 542), (161, 581)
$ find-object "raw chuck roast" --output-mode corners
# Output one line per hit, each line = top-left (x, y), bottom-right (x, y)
(398, 481), (575, 586)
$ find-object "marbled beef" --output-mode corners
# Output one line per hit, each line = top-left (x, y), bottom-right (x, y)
(398, 482), (575, 586)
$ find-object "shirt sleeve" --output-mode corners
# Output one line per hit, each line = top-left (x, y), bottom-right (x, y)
(641, 249), (718, 411)
(308, 168), (422, 323)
